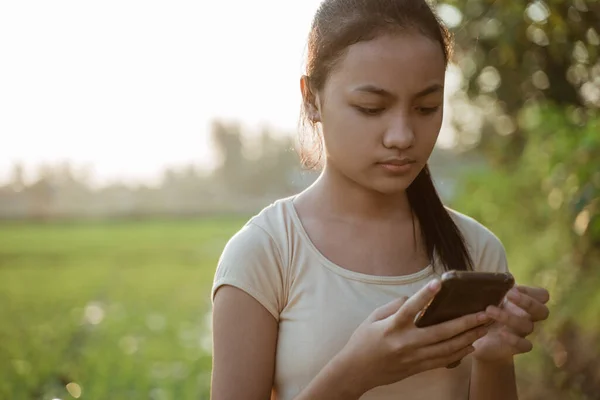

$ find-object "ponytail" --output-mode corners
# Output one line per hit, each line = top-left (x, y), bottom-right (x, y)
(407, 165), (473, 271)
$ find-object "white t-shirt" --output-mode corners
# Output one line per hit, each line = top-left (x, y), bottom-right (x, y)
(212, 196), (510, 400)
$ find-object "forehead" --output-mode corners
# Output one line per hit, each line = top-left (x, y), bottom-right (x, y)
(327, 33), (446, 95)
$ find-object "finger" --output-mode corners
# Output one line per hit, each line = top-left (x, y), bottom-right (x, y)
(516, 285), (550, 304)
(486, 306), (534, 336)
(507, 289), (550, 322)
(415, 325), (488, 361)
(371, 296), (409, 322)
(415, 311), (490, 345)
(501, 330), (533, 354)
(417, 344), (475, 374)
(502, 299), (529, 318)
(393, 279), (441, 323)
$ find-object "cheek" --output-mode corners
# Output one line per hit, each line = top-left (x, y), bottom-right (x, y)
(417, 114), (443, 148)
(321, 107), (378, 154)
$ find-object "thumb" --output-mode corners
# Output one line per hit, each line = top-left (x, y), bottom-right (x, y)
(370, 296), (409, 322)
(392, 278), (441, 324)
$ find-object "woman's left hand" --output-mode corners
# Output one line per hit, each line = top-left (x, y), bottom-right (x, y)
(471, 285), (550, 363)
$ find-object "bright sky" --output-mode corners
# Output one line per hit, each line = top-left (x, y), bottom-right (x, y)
(0, 0), (459, 186)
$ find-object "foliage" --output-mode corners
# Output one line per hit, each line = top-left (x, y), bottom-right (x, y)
(436, 1), (600, 397)
(439, 0), (599, 157)
(453, 91), (600, 399)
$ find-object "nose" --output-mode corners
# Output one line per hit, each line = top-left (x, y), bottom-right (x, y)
(382, 116), (415, 150)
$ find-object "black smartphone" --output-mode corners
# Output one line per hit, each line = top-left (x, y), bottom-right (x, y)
(414, 270), (515, 328)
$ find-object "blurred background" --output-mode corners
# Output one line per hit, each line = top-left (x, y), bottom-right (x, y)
(0, 0), (598, 399)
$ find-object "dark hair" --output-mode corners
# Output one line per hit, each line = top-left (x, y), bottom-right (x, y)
(299, 0), (473, 272)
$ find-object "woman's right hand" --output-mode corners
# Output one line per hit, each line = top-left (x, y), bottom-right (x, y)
(337, 279), (490, 394)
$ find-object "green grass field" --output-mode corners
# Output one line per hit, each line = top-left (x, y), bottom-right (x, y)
(0, 217), (248, 400)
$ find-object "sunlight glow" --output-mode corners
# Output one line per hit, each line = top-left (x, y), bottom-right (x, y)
(0, 0), (458, 186)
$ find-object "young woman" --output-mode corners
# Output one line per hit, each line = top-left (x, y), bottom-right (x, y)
(210, 0), (550, 399)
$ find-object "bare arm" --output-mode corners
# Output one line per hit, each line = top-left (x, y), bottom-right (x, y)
(211, 286), (278, 400)
(211, 286), (366, 400)
(469, 358), (518, 400)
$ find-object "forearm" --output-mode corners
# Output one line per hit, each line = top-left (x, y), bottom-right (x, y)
(293, 353), (367, 400)
(469, 358), (518, 400)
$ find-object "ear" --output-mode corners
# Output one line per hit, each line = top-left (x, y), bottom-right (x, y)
(300, 75), (321, 123)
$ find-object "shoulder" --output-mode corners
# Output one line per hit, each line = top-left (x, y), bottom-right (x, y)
(219, 196), (294, 263)
(446, 207), (503, 250)
(212, 196), (296, 320)
(446, 207), (509, 273)
(231, 195), (294, 252)
(249, 196), (295, 239)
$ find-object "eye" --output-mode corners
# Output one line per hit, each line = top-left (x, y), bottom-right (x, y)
(355, 106), (385, 116)
(416, 106), (441, 115)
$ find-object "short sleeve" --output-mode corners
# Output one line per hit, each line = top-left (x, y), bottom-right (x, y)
(448, 208), (509, 274)
(474, 228), (509, 274)
(211, 222), (286, 321)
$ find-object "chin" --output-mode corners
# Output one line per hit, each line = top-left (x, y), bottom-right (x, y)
(332, 163), (420, 195)
(362, 175), (417, 195)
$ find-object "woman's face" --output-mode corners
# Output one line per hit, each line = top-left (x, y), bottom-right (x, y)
(308, 32), (446, 194)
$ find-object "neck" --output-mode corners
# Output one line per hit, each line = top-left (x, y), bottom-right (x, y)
(304, 164), (412, 221)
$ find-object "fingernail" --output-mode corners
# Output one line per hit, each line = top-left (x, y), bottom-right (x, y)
(477, 312), (488, 322)
(508, 290), (520, 301)
(428, 279), (440, 291)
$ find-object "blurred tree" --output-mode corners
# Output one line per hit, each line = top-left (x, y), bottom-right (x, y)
(210, 120), (246, 193)
(439, 0), (599, 162)
(209, 119), (301, 198)
(27, 164), (55, 221)
(9, 163), (25, 191)
(246, 129), (298, 195)
(439, 1), (600, 398)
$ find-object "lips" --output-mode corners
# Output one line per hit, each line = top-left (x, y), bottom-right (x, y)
(379, 160), (414, 166)
(377, 157), (416, 166)
(377, 157), (416, 173)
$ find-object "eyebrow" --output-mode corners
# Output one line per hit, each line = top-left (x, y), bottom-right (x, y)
(353, 83), (444, 99)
